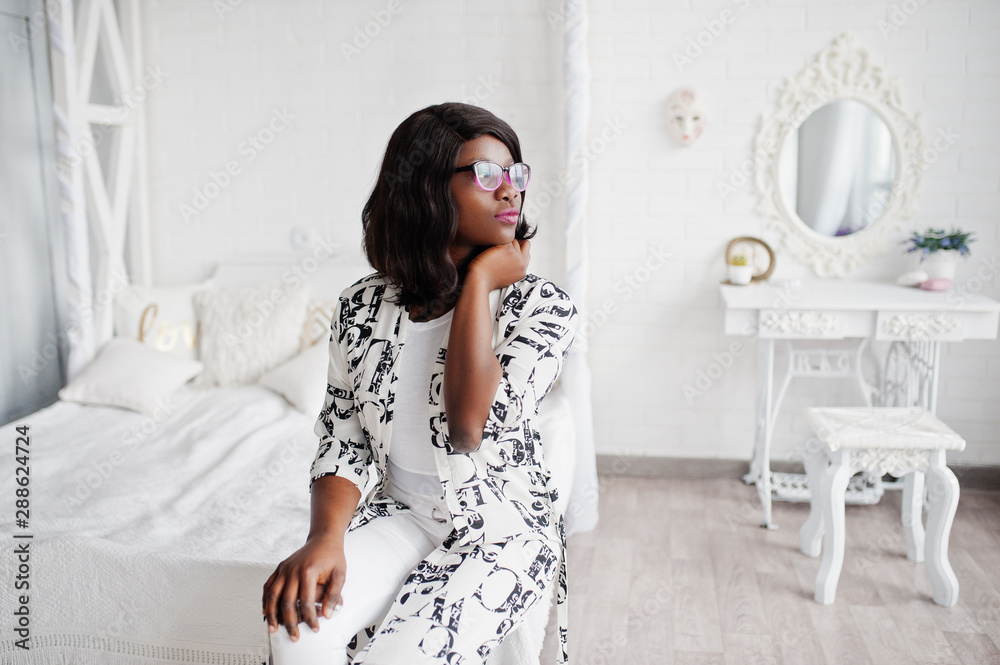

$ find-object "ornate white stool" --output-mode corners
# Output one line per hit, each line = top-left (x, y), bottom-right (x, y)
(798, 407), (966, 606)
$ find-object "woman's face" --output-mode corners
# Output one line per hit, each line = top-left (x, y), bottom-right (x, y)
(449, 135), (521, 266)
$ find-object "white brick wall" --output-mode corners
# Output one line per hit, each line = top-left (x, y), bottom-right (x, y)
(141, 0), (1000, 465)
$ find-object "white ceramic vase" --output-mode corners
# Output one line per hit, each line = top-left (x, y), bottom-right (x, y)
(728, 264), (754, 286)
(922, 250), (959, 281)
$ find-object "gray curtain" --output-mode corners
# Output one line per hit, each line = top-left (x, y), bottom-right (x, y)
(0, 0), (71, 425)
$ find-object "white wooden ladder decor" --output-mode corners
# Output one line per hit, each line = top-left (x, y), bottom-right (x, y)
(47, 0), (152, 365)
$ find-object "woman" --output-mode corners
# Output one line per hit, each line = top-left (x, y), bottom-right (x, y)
(262, 102), (577, 665)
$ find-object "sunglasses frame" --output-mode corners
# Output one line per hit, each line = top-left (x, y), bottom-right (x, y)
(453, 160), (531, 192)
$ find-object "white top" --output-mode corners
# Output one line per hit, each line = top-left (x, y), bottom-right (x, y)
(386, 309), (453, 497)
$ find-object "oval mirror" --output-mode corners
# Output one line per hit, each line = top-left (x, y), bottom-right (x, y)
(778, 99), (897, 238)
(752, 33), (925, 277)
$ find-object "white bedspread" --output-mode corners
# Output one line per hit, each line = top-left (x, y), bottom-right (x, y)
(1, 384), (314, 664)
(0, 383), (574, 665)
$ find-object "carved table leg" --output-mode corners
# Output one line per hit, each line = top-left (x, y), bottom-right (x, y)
(903, 470), (925, 563)
(815, 450), (854, 605)
(799, 443), (827, 557)
(924, 450), (960, 607)
(755, 338), (776, 529)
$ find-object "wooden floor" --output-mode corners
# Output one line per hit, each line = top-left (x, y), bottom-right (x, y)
(537, 474), (1000, 665)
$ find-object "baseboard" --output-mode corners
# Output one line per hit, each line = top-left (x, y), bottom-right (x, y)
(595, 455), (1000, 492)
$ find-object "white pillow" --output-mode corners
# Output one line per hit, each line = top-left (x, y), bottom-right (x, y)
(192, 281), (310, 388)
(258, 340), (329, 416)
(301, 298), (338, 349)
(114, 280), (214, 360)
(58, 337), (203, 416)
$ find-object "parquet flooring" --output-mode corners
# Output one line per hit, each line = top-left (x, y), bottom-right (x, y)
(538, 475), (1000, 665)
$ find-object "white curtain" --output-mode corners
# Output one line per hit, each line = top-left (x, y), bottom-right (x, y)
(562, 0), (599, 536)
(796, 101), (864, 236)
(795, 100), (895, 237)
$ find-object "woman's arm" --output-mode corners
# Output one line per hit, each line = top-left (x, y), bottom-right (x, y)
(444, 239), (531, 453)
(263, 290), (372, 640)
(262, 475), (359, 639)
(307, 474), (361, 541)
(444, 270), (502, 453)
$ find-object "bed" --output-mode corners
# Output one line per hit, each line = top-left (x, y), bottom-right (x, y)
(0, 255), (581, 665)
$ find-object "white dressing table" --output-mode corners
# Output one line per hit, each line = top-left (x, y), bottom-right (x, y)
(720, 279), (1000, 528)
(732, 33), (1000, 528)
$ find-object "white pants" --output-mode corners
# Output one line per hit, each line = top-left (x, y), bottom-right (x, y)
(268, 477), (453, 665)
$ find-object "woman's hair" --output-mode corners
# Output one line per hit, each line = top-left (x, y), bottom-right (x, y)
(362, 102), (535, 311)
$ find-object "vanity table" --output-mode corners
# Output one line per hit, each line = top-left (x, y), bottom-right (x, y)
(721, 279), (1000, 528)
(725, 32), (1000, 528)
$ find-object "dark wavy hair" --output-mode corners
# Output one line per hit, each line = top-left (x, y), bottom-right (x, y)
(362, 102), (535, 312)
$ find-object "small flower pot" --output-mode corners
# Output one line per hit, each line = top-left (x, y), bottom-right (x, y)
(917, 250), (959, 291)
(921, 250), (959, 281)
(728, 264), (754, 286)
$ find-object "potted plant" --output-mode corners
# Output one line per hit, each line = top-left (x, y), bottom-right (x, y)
(728, 254), (753, 286)
(903, 227), (975, 289)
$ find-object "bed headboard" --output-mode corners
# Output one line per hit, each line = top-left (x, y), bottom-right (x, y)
(209, 251), (374, 302)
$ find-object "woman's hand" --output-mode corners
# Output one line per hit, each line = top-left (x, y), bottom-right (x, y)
(262, 533), (347, 641)
(467, 238), (530, 292)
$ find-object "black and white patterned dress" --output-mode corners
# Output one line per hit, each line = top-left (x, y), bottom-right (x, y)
(310, 272), (577, 664)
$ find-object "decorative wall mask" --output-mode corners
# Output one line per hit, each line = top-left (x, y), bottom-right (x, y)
(666, 86), (706, 147)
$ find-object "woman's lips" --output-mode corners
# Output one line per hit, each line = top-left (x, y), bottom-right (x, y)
(495, 209), (519, 224)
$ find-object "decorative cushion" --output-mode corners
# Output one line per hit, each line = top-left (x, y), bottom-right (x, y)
(300, 298), (337, 350)
(113, 280), (214, 360)
(57, 337), (203, 416)
(804, 407), (967, 452)
(258, 340), (329, 416)
(192, 282), (310, 388)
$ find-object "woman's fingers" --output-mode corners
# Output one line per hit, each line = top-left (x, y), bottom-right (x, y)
(263, 571), (286, 634)
(280, 576), (301, 641)
(317, 577), (341, 619)
(263, 542), (347, 639)
(298, 570), (321, 633)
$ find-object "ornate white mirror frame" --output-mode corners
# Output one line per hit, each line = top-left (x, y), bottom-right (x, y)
(753, 33), (925, 277)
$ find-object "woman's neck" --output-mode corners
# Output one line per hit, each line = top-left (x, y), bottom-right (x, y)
(408, 295), (457, 322)
(407, 245), (482, 322)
